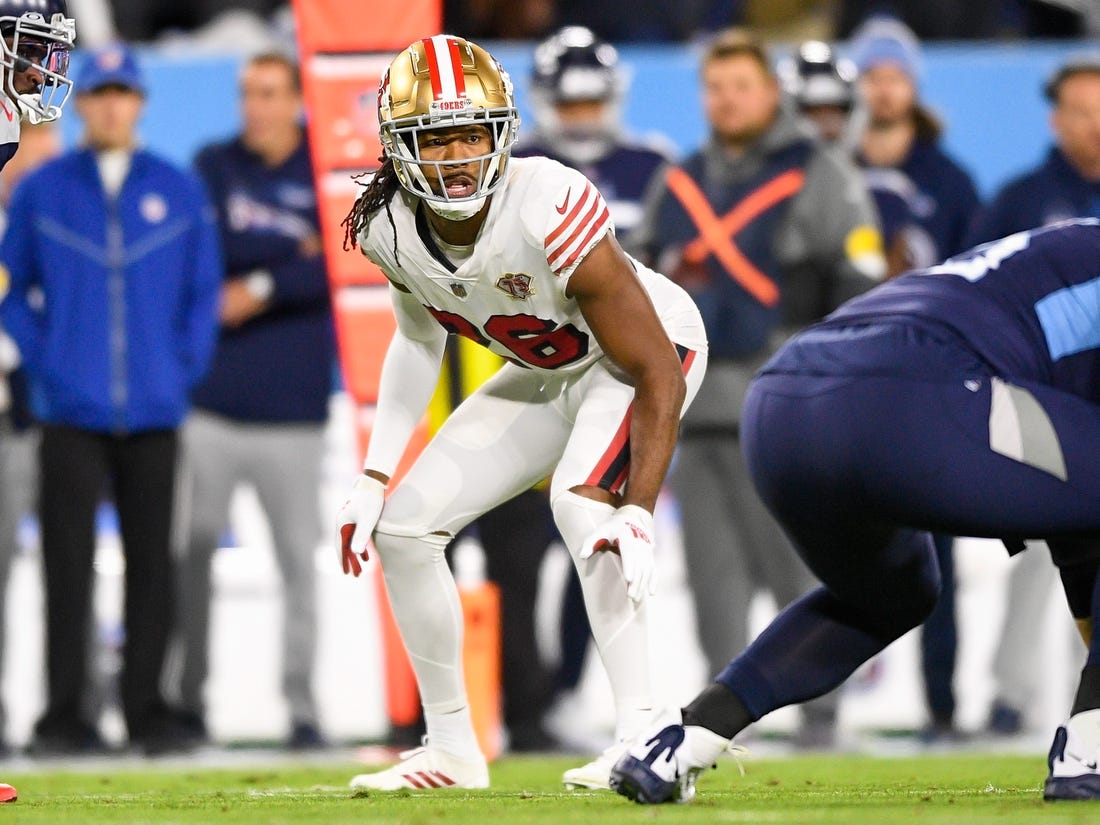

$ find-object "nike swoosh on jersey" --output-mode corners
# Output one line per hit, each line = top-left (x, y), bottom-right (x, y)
(555, 187), (572, 215)
(545, 181), (611, 275)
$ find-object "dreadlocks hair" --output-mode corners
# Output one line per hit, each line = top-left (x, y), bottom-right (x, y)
(342, 156), (403, 264)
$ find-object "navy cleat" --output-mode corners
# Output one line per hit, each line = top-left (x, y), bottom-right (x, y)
(610, 722), (735, 804)
(1044, 712), (1100, 801)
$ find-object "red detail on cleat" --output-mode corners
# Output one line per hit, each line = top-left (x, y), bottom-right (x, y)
(400, 770), (456, 789)
(417, 771), (439, 787)
(402, 773), (428, 789)
(0, 783), (17, 802)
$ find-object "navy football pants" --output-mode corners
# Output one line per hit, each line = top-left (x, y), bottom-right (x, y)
(720, 351), (1100, 722)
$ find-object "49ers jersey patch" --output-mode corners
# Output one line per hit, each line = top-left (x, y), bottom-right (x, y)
(496, 273), (534, 299)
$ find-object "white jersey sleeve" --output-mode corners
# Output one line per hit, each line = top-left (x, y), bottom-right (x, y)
(543, 178), (613, 284)
(515, 160), (614, 293)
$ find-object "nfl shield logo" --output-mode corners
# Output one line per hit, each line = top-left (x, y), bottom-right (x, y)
(496, 273), (534, 300)
(450, 283), (467, 298)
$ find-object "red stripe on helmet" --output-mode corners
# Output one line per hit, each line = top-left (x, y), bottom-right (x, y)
(421, 38), (443, 100)
(446, 37), (467, 96)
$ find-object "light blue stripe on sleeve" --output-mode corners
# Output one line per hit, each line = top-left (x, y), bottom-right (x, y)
(1034, 277), (1100, 361)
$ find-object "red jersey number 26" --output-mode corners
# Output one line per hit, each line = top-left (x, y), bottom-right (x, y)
(427, 308), (590, 370)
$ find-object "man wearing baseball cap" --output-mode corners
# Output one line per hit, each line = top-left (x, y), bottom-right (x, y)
(75, 40), (146, 96)
(2, 42), (221, 756)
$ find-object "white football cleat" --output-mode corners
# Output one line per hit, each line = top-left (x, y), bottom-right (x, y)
(349, 741), (488, 791)
(562, 741), (629, 790)
(1045, 710), (1100, 801)
(610, 722), (735, 804)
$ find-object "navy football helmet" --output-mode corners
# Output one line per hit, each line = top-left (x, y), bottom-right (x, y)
(778, 40), (861, 145)
(780, 40), (855, 111)
(0, 0), (75, 123)
(529, 26), (624, 164)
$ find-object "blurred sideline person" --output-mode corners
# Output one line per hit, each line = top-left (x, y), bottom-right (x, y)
(852, 17), (979, 277)
(174, 52), (334, 750)
(611, 219), (1100, 805)
(962, 53), (1100, 736)
(966, 53), (1100, 241)
(337, 35), (707, 791)
(779, 39), (913, 279)
(0, 43), (221, 756)
(630, 28), (885, 748)
(850, 16), (982, 741)
(0, 1), (73, 765)
(520, 25), (673, 237)
(778, 39), (861, 147)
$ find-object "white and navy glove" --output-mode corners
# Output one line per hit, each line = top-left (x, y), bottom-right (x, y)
(579, 504), (657, 606)
(337, 474), (385, 577)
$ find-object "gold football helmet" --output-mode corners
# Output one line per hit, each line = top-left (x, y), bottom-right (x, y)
(378, 35), (519, 215)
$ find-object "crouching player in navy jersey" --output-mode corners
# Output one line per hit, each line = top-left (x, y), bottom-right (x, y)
(611, 218), (1100, 804)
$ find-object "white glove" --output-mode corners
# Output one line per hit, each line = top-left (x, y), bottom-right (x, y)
(337, 473), (385, 577)
(579, 504), (657, 606)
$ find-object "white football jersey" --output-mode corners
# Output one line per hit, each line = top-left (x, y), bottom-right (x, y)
(0, 96), (21, 173)
(360, 156), (704, 375)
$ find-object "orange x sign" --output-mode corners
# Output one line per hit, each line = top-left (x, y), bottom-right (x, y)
(664, 166), (805, 307)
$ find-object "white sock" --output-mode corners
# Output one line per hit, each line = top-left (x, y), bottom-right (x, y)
(373, 530), (481, 759)
(425, 706), (483, 761)
(684, 725), (732, 767)
(552, 491), (655, 743)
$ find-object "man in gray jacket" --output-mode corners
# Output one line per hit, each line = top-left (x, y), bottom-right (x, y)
(630, 28), (884, 748)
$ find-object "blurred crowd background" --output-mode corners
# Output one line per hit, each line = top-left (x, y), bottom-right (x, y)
(65, 0), (1100, 49)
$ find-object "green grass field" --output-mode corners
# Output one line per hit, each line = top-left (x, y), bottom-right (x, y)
(2, 752), (1097, 824)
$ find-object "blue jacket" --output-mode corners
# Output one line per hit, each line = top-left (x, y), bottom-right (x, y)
(0, 148), (222, 433)
(191, 135), (335, 423)
(964, 147), (1100, 247)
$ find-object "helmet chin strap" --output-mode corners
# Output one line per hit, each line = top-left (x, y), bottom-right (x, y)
(424, 195), (487, 222)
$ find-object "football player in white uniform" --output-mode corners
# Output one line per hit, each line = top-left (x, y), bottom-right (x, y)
(337, 35), (707, 791)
